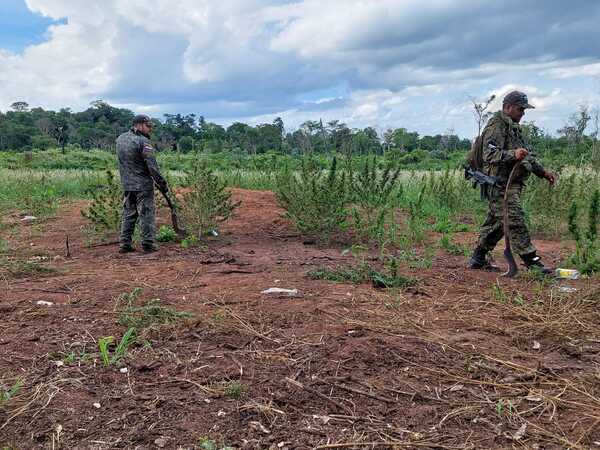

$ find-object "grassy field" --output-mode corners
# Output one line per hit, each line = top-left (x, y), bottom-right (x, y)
(1, 150), (598, 238)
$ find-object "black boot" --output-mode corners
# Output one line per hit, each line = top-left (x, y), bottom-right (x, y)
(521, 252), (553, 275)
(469, 247), (500, 272)
(119, 244), (135, 253)
(142, 243), (159, 253)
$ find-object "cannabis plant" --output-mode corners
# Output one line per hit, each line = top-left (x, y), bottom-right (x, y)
(181, 163), (240, 237)
(81, 170), (122, 232)
(568, 189), (600, 274)
(275, 156), (348, 240)
(350, 157), (401, 244)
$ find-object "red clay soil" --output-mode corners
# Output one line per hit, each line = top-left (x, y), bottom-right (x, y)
(1, 189), (599, 449)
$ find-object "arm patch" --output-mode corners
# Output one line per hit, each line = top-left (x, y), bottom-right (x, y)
(142, 143), (155, 158)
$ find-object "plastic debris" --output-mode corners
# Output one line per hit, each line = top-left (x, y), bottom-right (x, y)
(261, 287), (298, 296)
(555, 268), (580, 280)
(558, 286), (578, 293)
(36, 301), (54, 306)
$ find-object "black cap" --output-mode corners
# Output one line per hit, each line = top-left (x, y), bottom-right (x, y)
(503, 91), (534, 109)
(133, 114), (153, 125)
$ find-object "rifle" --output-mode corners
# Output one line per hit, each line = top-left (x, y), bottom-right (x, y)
(464, 165), (498, 200)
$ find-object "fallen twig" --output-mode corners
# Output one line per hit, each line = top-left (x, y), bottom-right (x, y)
(285, 377), (351, 414)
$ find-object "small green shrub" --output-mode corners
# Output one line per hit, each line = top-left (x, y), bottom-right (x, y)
(156, 225), (176, 242)
(181, 235), (207, 249)
(81, 170), (122, 232)
(308, 257), (416, 289)
(276, 156), (348, 240)
(350, 157), (401, 244)
(182, 164), (240, 237)
(98, 328), (136, 366)
(116, 287), (193, 330)
(568, 189), (600, 274)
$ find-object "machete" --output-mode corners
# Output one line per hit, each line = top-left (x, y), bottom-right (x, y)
(502, 161), (522, 278)
(160, 190), (187, 238)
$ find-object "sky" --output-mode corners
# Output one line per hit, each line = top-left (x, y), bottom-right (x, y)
(1, 0), (599, 138)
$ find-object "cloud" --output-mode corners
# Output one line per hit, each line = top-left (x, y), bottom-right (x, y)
(1, 0), (600, 137)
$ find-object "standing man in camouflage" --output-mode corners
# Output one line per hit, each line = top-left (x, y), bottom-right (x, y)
(116, 114), (169, 253)
(469, 91), (556, 273)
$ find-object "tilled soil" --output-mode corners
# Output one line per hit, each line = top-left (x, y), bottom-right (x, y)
(1, 189), (599, 449)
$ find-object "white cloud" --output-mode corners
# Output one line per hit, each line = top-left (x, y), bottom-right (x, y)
(0, 0), (599, 137)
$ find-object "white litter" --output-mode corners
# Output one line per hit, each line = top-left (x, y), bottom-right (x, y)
(558, 286), (578, 293)
(36, 301), (54, 306)
(119, 368), (128, 373)
(261, 288), (298, 296)
(93, 402), (101, 409)
(21, 215), (37, 222)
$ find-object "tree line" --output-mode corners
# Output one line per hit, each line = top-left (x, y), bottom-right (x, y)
(1, 100), (598, 166)
(0, 100), (471, 157)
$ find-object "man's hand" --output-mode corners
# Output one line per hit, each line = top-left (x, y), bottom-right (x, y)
(514, 148), (529, 160)
(544, 170), (556, 185)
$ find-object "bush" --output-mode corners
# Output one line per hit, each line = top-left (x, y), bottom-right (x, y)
(350, 156), (401, 243)
(81, 170), (122, 232)
(156, 225), (176, 242)
(275, 156), (348, 240)
(568, 189), (600, 274)
(181, 164), (240, 237)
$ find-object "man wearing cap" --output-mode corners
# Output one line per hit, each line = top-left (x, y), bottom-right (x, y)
(469, 90), (556, 273)
(116, 114), (168, 253)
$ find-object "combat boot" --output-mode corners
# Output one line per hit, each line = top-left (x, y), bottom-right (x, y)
(468, 247), (500, 272)
(142, 243), (159, 253)
(521, 252), (553, 275)
(119, 244), (135, 253)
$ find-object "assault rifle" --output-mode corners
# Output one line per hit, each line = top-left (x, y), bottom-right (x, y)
(463, 165), (498, 200)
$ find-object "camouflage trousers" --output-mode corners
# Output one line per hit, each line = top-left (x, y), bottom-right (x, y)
(120, 190), (155, 247)
(476, 184), (536, 256)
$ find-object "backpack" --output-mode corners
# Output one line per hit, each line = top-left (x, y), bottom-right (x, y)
(466, 135), (484, 170)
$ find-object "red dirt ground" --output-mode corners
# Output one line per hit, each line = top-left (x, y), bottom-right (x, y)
(1, 189), (599, 449)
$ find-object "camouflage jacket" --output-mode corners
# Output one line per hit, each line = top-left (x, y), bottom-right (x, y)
(116, 129), (167, 192)
(481, 111), (546, 186)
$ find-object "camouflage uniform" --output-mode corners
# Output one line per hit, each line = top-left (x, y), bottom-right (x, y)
(116, 129), (167, 249)
(476, 111), (546, 256)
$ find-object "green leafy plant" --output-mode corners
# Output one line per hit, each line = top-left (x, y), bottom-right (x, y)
(156, 225), (177, 242)
(308, 250), (416, 289)
(116, 287), (193, 330)
(119, 299), (192, 329)
(182, 164), (240, 237)
(196, 437), (234, 450)
(568, 189), (600, 274)
(222, 381), (247, 400)
(81, 170), (122, 232)
(276, 156), (348, 240)
(98, 328), (136, 366)
(349, 157), (401, 245)
(181, 235), (208, 250)
(0, 380), (22, 406)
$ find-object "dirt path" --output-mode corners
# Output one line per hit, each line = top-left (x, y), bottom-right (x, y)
(1, 189), (599, 449)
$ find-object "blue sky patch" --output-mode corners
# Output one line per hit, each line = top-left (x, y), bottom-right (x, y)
(0, 0), (66, 53)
